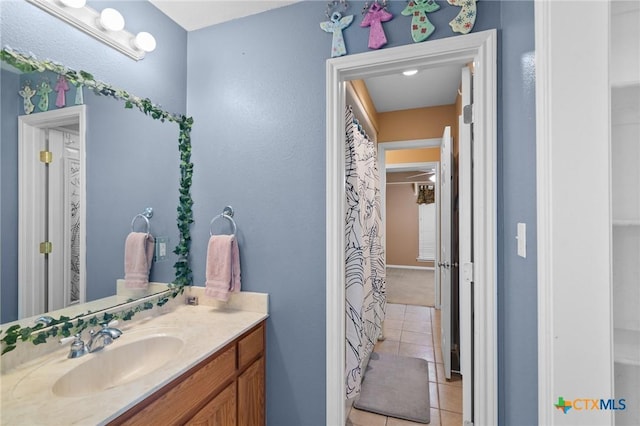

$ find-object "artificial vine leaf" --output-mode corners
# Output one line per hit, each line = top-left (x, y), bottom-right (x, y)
(33, 333), (47, 345)
(2, 345), (16, 355)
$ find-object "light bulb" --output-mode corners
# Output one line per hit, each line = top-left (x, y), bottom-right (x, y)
(98, 8), (125, 32)
(133, 32), (157, 53)
(402, 69), (419, 76)
(59, 0), (86, 8)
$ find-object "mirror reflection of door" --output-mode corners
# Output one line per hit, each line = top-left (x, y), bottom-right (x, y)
(18, 106), (86, 318)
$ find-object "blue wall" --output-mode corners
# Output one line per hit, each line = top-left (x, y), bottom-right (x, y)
(2, 0), (539, 423)
(1, 69), (21, 322)
(187, 1), (537, 424)
(0, 1), (188, 322)
(498, 2), (538, 425)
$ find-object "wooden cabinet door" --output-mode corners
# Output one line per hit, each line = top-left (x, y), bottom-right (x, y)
(187, 382), (236, 426)
(237, 357), (265, 426)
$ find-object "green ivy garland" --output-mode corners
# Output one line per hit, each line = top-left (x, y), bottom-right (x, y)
(0, 47), (194, 354)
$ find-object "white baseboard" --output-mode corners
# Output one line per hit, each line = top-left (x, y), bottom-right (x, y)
(387, 265), (435, 271)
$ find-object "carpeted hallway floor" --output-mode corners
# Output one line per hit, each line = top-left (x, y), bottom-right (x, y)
(385, 267), (435, 307)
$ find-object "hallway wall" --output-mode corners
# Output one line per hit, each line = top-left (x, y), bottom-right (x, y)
(186, 1), (537, 424)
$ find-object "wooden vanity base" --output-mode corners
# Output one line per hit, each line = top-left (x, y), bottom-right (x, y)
(109, 321), (265, 426)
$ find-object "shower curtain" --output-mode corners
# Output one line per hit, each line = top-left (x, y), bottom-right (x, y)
(345, 106), (386, 399)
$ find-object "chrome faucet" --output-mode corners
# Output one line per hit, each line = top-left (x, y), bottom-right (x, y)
(86, 324), (123, 353)
(63, 323), (123, 358)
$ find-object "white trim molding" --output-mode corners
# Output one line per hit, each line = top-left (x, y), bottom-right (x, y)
(326, 29), (497, 426)
(536, 2), (614, 425)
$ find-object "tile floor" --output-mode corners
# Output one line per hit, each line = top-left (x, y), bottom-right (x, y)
(347, 303), (463, 426)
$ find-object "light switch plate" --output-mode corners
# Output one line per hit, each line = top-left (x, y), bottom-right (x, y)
(516, 223), (526, 258)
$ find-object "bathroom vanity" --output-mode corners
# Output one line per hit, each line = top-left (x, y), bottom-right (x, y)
(0, 291), (268, 426)
(110, 321), (265, 425)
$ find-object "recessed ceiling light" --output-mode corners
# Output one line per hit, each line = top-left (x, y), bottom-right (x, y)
(402, 69), (418, 76)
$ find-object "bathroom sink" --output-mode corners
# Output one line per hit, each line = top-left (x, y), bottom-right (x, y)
(52, 334), (183, 397)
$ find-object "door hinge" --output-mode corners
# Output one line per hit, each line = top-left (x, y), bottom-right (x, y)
(39, 241), (52, 254)
(39, 150), (53, 164)
(463, 262), (474, 283)
(463, 104), (473, 124)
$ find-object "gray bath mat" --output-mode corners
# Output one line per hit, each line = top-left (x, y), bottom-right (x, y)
(354, 352), (430, 423)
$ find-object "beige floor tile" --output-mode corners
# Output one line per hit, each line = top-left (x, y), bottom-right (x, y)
(347, 407), (387, 426)
(405, 305), (432, 316)
(383, 327), (402, 342)
(405, 311), (431, 323)
(428, 362), (437, 383)
(398, 342), (435, 362)
(384, 318), (404, 330)
(401, 330), (433, 345)
(374, 339), (400, 355)
(402, 320), (432, 334)
(435, 363), (446, 384)
(447, 372), (463, 387)
(429, 381), (439, 408)
(430, 408), (441, 426)
(439, 409), (462, 426)
(434, 346), (443, 363)
(385, 409), (440, 426)
(386, 303), (406, 320)
(438, 383), (462, 413)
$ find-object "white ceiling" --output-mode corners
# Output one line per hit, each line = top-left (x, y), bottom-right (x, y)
(363, 64), (463, 113)
(148, 0), (298, 32)
(148, 1), (462, 113)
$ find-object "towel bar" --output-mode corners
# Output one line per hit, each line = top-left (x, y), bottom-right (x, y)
(131, 207), (153, 234)
(209, 205), (237, 236)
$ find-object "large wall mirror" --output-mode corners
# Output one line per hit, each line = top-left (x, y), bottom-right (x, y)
(0, 49), (193, 328)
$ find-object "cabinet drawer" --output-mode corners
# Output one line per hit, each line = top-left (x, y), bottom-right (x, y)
(238, 324), (264, 371)
(119, 346), (236, 425)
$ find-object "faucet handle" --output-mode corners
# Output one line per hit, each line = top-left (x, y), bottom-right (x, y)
(65, 334), (87, 359)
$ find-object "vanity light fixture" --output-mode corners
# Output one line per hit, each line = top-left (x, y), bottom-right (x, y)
(133, 32), (157, 53)
(58, 0), (86, 8)
(402, 69), (419, 76)
(97, 8), (125, 32)
(26, 0), (155, 61)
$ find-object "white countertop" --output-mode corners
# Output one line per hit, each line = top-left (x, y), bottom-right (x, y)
(1, 291), (268, 425)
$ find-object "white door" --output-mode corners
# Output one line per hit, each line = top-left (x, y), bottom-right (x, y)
(458, 65), (474, 422)
(439, 126), (453, 380)
(18, 106), (86, 318)
(48, 128), (82, 310)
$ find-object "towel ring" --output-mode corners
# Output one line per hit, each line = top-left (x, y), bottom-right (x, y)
(210, 205), (237, 236)
(131, 207), (153, 235)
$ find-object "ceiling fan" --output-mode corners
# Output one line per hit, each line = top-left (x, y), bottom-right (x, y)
(407, 170), (436, 182)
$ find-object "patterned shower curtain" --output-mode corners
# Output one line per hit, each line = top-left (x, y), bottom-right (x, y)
(344, 106), (386, 399)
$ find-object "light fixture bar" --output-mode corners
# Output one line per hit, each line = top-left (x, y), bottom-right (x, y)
(26, 0), (146, 61)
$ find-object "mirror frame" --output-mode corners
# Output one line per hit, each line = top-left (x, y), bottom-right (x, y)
(0, 47), (194, 354)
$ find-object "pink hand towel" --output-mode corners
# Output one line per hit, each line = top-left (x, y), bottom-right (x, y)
(205, 234), (241, 302)
(124, 232), (155, 288)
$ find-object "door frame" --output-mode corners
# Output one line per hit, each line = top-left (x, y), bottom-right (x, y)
(18, 105), (86, 318)
(326, 29), (497, 425)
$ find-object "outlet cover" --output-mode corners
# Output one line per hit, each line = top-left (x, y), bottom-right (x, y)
(155, 236), (169, 262)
